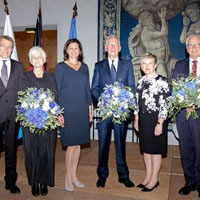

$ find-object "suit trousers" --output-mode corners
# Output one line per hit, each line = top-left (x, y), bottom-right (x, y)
(0, 120), (19, 185)
(176, 110), (200, 187)
(97, 117), (129, 179)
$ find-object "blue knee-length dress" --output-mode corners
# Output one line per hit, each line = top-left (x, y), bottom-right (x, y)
(54, 62), (91, 146)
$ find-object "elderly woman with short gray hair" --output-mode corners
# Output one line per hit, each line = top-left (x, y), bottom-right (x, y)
(19, 46), (59, 197)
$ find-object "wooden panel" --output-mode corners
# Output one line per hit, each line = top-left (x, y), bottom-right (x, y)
(14, 30), (57, 72)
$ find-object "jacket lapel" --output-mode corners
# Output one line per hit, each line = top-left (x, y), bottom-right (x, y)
(116, 58), (123, 81)
(185, 59), (189, 76)
(103, 59), (112, 81)
(6, 60), (16, 89)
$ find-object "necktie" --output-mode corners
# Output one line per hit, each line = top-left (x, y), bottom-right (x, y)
(110, 60), (116, 83)
(1, 60), (8, 87)
(192, 60), (197, 78)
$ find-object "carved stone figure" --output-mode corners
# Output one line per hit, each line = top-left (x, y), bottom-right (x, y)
(180, 3), (200, 44)
(122, 0), (197, 82)
(128, 8), (177, 82)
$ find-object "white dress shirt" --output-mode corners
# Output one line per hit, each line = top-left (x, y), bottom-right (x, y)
(108, 57), (118, 71)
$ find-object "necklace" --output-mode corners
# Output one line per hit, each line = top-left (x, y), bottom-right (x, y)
(67, 60), (79, 66)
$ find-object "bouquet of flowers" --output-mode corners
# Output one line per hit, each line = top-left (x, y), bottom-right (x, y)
(169, 74), (200, 120)
(16, 87), (64, 133)
(96, 81), (136, 124)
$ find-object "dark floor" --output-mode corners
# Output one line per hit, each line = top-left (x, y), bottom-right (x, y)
(0, 139), (199, 200)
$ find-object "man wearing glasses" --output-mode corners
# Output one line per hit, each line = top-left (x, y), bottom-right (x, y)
(0, 35), (24, 194)
(172, 34), (200, 198)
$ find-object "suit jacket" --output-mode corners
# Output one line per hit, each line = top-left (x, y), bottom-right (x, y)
(172, 58), (189, 79)
(0, 59), (24, 122)
(91, 58), (135, 106)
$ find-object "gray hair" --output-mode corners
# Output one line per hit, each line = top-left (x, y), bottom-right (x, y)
(105, 35), (121, 48)
(186, 34), (200, 46)
(0, 35), (14, 48)
(28, 46), (47, 61)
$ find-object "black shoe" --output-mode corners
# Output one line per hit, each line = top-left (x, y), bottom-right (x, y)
(141, 181), (159, 192)
(40, 184), (48, 196)
(32, 183), (39, 196)
(5, 184), (20, 194)
(96, 178), (106, 187)
(179, 183), (196, 195)
(197, 187), (200, 198)
(137, 183), (146, 188)
(118, 178), (135, 188)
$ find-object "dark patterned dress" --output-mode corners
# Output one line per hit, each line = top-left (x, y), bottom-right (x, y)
(135, 74), (170, 154)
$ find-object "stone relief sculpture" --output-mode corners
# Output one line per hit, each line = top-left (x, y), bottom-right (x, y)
(121, 0), (197, 83)
(180, 3), (200, 44)
(128, 7), (177, 82)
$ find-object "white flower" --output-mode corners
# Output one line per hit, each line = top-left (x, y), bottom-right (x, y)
(114, 113), (120, 118)
(42, 101), (50, 111)
(33, 103), (40, 108)
(29, 103), (34, 108)
(21, 102), (28, 108)
(113, 87), (120, 95)
(39, 93), (47, 100)
(51, 106), (59, 114)
(124, 104), (128, 109)
(177, 94), (184, 103)
(130, 93), (134, 98)
(107, 111), (112, 116)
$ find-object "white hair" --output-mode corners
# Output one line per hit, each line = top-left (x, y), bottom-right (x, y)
(186, 34), (200, 46)
(28, 46), (47, 61)
(105, 35), (121, 48)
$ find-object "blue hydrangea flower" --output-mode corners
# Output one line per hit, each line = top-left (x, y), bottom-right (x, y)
(187, 81), (196, 90)
(19, 107), (26, 114)
(177, 89), (185, 96)
(26, 108), (48, 129)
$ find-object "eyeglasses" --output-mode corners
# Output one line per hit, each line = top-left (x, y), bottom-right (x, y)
(0, 44), (13, 50)
(187, 44), (200, 48)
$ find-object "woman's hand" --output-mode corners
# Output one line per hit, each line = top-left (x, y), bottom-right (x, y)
(89, 112), (93, 122)
(89, 105), (93, 122)
(155, 118), (164, 136)
(134, 115), (139, 132)
(57, 115), (64, 127)
(154, 123), (162, 136)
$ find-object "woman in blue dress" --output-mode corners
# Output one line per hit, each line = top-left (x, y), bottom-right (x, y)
(54, 39), (92, 192)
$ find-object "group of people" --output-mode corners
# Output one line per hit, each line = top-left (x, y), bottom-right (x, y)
(0, 35), (92, 196)
(0, 33), (200, 198)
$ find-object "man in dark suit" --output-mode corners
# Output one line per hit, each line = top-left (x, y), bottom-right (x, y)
(172, 34), (200, 198)
(0, 35), (24, 193)
(91, 35), (135, 188)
